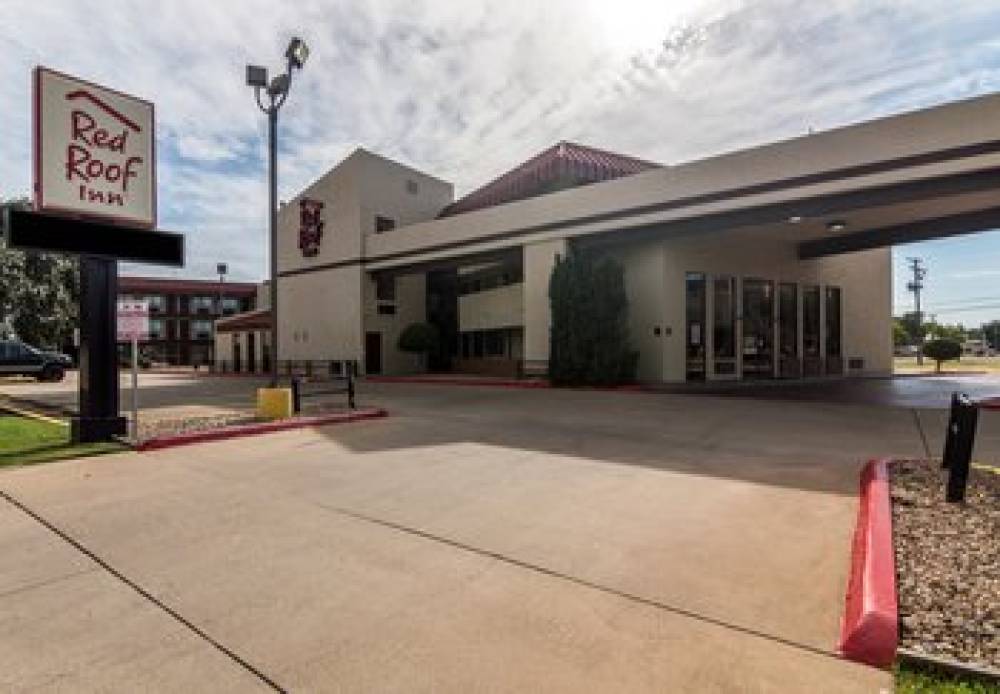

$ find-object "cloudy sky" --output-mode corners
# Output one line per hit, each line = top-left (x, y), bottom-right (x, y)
(2, 0), (1000, 324)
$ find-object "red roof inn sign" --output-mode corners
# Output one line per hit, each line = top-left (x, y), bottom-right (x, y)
(5, 67), (181, 267)
(35, 66), (155, 228)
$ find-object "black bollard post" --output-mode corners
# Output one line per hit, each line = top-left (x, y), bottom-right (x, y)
(942, 392), (961, 469)
(946, 394), (978, 503)
(291, 377), (302, 414)
(347, 369), (355, 410)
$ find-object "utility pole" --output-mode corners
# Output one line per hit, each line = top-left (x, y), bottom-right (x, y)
(906, 257), (927, 365)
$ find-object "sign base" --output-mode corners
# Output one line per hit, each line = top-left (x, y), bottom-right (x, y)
(71, 416), (127, 443)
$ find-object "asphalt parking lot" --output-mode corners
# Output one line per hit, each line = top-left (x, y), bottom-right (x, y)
(3, 373), (1000, 691)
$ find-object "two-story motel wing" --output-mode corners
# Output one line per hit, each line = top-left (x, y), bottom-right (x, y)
(215, 91), (1000, 383)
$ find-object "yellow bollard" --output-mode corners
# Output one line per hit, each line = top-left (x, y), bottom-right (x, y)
(256, 387), (293, 420)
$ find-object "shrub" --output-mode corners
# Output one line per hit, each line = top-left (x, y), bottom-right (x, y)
(548, 250), (637, 386)
(923, 339), (961, 372)
(398, 322), (440, 356)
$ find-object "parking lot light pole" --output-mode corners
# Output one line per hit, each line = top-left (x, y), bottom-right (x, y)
(247, 37), (309, 387)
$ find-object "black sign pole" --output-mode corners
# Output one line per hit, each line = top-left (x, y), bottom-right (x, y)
(72, 256), (127, 442)
(5, 209), (183, 443)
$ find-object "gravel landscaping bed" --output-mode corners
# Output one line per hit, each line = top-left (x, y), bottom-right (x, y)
(137, 413), (259, 441)
(891, 459), (1000, 670)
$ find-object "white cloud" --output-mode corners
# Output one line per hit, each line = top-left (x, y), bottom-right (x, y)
(2, 0), (998, 282)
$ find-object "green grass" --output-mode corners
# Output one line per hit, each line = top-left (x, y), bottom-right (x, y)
(0, 414), (125, 468)
(896, 661), (1000, 693)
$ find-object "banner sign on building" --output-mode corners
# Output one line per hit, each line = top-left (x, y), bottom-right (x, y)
(116, 300), (150, 343)
(34, 67), (156, 228)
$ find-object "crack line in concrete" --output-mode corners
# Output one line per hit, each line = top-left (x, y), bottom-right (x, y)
(0, 567), (99, 600)
(911, 408), (932, 459)
(316, 501), (853, 665)
(0, 490), (285, 693)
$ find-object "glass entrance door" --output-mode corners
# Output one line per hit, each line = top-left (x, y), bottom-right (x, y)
(778, 283), (799, 378)
(741, 279), (774, 379)
(685, 272), (707, 381)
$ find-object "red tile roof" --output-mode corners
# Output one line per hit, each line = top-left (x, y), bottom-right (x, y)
(216, 308), (271, 333)
(119, 276), (258, 296)
(439, 141), (660, 217)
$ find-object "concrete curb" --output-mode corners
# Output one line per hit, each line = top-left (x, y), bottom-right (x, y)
(838, 458), (898, 668)
(897, 647), (1000, 684)
(135, 408), (387, 452)
(0, 400), (69, 427)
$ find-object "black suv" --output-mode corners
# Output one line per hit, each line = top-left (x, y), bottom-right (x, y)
(0, 340), (72, 381)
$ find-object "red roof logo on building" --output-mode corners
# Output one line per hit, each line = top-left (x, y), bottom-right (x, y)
(299, 198), (325, 257)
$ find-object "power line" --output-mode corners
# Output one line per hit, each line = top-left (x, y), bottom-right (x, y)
(906, 257), (927, 365)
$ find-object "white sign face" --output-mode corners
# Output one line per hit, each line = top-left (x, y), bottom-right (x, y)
(117, 300), (150, 342)
(35, 67), (155, 228)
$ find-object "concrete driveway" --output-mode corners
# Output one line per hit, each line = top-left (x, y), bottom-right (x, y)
(0, 379), (965, 691)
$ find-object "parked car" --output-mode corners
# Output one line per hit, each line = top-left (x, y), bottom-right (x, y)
(0, 340), (72, 381)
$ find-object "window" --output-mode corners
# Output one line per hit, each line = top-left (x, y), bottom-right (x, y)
(778, 283), (798, 359)
(803, 286), (821, 357)
(375, 275), (396, 302)
(484, 330), (506, 357)
(826, 286), (843, 375)
(712, 276), (736, 376)
(221, 297), (240, 315)
(375, 216), (396, 233)
(377, 304), (396, 316)
(741, 278), (774, 379)
(149, 319), (165, 340)
(190, 296), (215, 313)
(147, 295), (167, 313)
(190, 320), (213, 340)
(406, 179), (419, 195)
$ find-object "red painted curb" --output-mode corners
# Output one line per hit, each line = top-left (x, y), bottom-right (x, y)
(838, 458), (898, 667)
(366, 375), (550, 389)
(135, 408), (387, 452)
(365, 376), (651, 393)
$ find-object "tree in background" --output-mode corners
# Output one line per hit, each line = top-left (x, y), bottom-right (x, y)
(925, 321), (965, 343)
(895, 311), (924, 345)
(0, 198), (78, 348)
(548, 249), (637, 386)
(923, 338), (962, 373)
(893, 319), (909, 347)
(983, 320), (1000, 350)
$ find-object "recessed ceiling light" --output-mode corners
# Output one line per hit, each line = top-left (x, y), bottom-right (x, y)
(827, 220), (847, 232)
(788, 216), (803, 224)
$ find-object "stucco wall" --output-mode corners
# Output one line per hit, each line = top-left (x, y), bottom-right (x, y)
(459, 283), (524, 332)
(603, 243), (666, 382)
(523, 238), (566, 370)
(279, 265), (364, 362)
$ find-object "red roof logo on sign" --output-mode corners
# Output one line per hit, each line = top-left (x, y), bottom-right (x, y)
(66, 90), (143, 132)
(64, 89), (146, 210)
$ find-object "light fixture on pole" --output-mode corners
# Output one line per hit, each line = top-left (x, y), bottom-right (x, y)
(247, 37), (309, 387)
(216, 262), (228, 316)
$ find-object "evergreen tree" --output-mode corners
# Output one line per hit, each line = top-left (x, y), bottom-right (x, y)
(548, 250), (637, 385)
